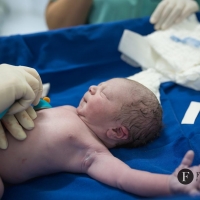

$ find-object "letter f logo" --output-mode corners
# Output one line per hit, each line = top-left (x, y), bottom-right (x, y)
(178, 169), (194, 185)
(182, 172), (190, 182)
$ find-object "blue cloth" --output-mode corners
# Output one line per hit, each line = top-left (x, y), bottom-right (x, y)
(0, 13), (200, 200)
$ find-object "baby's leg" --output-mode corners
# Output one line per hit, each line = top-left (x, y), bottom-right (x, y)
(0, 177), (4, 199)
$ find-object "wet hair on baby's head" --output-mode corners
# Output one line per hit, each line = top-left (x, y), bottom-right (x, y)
(115, 79), (163, 148)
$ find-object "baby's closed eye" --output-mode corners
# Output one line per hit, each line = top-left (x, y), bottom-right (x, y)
(101, 90), (109, 99)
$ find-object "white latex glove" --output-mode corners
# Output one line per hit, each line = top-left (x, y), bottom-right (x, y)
(169, 150), (200, 196)
(0, 63), (43, 114)
(150, 0), (199, 30)
(0, 107), (37, 149)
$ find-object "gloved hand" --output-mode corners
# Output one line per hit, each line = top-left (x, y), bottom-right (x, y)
(0, 107), (37, 149)
(0, 63), (43, 114)
(150, 0), (199, 30)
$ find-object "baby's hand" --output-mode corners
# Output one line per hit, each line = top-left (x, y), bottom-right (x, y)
(169, 150), (200, 196)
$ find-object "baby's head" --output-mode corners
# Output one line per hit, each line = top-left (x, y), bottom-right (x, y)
(77, 78), (162, 148)
(114, 79), (162, 148)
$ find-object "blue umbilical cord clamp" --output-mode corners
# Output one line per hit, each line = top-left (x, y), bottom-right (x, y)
(33, 98), (52, 111)
(0, 98), (52, 119)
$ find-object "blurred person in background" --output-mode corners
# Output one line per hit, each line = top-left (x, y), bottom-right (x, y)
(45, 0), (200, 30)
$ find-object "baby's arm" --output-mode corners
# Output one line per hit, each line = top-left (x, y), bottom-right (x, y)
(85, 150), (200, 197)
(46, 0), (92, 29)
(85, 151), (171, 197)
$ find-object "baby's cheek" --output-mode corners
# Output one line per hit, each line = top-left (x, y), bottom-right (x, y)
(95, 100), (105, 111)
(91, 98), (102, 108)
(91, 105), (101, 114)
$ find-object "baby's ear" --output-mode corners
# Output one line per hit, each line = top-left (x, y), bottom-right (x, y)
(107, 126), (129, 141)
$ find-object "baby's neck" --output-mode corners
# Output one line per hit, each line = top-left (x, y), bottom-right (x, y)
(80, 120), (115, 149)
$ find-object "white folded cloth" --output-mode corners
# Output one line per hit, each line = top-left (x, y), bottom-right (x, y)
(127, 69), (163, 102)
(42, 83), (50, 98)
(118, 14), (200, 101)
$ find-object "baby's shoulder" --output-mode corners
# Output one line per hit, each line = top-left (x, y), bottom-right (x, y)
(49, 105), (86, 132)
(57, 105), (77, 112)
(47, 105), (77, 117)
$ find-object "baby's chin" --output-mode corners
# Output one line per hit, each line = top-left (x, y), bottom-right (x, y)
(76, 106), (86, 122)
(76, 102), (84, 115)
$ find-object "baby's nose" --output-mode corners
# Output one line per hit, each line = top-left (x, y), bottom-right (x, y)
(89, 85), (97, 95)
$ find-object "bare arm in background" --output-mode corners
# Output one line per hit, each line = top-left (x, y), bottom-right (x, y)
(45, 0), (93, 29)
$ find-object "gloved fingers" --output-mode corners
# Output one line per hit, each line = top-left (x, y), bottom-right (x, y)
(15, 110), (34, 130)
(150, 0), (199, 30)
(154, 5), (173, 30)
(175, 2), (200, 24)
(0, 122), (8, 149)
(154, 0), (184, 30)
(175, 14), (187, 24)
(150, 0), (168, 24)
(22, 69), (41, 106)
(26, 106), (37, 120)
(20, 67), (43, 106)
(175, 13), (189, 24)
(8, 84), (35, 115)
(160, 3), (183, 30)
(2, 115), (27, 140)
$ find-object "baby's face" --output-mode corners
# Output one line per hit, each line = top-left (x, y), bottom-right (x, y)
(77, 78), (130, 127)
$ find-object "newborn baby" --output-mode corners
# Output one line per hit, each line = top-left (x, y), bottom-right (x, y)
(0, 78), (199, 198)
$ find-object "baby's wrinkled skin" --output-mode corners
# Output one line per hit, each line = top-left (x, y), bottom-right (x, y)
(0, 78), (199, 198)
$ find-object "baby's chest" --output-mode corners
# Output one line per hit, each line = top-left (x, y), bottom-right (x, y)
(41, 109), (85, 143)
(36, 106), (81, 138)
(41, 114), (90, 172)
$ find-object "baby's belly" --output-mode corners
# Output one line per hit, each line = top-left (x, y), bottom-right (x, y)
(0, 131), (54, 184)
(0, 106), (92, 184)
(0, 108), (69, 183)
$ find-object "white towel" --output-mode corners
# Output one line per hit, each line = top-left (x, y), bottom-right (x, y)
(42, 83), (50, 98)
(118, 14), (200, 101)
(127, 69), (163, 102)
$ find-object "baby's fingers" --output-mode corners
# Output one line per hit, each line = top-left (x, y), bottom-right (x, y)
(173, 151), (194, 176)
(180, 150), (194, 168)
